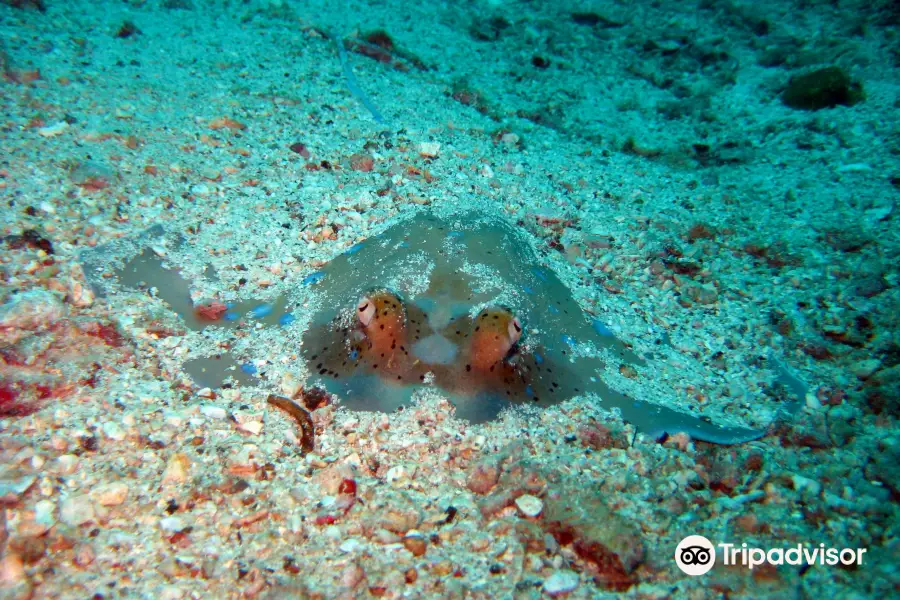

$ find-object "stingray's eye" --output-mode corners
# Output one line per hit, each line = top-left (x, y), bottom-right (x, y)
(508, 316), (522, 344)
(357, 297), (376, 326)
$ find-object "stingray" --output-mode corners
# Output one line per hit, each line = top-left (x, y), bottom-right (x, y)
(298, 212), (775, 443)
(81, 212), (803, 444)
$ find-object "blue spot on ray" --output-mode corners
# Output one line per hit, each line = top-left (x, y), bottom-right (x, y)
(303, 271), (325, 286)
(248, 304), (273, 319)
(592, 319), (614, 337)
(279, 313), (295, 326)
(240, 363), (258, 375)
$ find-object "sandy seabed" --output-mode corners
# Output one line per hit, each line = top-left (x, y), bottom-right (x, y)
(0, 1), (898, 598)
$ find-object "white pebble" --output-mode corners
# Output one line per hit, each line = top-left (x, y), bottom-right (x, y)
(806, 392), (823, 410)
(339, 538), (362, 553)
(385, 465), (408, 484)
(37, 121), (69, 137)
(239, 420), (263, 435)
(836, 163), (871, 173)
(158, 585), (185, 600)
(159, 516), (187, 533)
(791, 473), (822, 496)
(164, 410), (186, 426)
(500, 133), (519, 147)
(515, 494), (543, 517)
(280, 373), (302, 398)
(34, 500), (56, 527)
(102, 421), (126, 441)
(417, 142), (441, 158)
(59, 495), (95, 527)
(200, 405), (228, 420)
(543, 570), (579, 596)
(55, 455), (79, 475)
(93, 482), (129, 506)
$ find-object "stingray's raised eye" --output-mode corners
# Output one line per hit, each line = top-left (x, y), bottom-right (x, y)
(508, 317), (523, 344)
(357, 297), (376, 326)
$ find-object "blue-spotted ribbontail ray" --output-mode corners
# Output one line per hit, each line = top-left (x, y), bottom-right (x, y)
(297, 211), (780, 443)
(82, 211), (802, 444)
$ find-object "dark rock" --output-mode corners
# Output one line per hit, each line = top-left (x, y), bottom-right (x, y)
(782, 66), (864, 110)
(571, 12), (623, 28)
(5, 229), (54, 255)
(466, 459), (501, 495)
(543, 483), (644, 591)
(469, 16), (510, 42)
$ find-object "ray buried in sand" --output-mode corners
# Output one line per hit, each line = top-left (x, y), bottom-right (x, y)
(78, 212), (808, 445)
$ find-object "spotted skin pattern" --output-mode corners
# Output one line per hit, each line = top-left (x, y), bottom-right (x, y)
(300, 212), (768, 442)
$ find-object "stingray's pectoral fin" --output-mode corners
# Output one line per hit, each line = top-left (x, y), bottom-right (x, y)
(632, 401), (767, 444)
(450, 391), (507, 424)
(597, 384), (767, 445)
(323, 373), (418, 414)
(182, 352), (259, 389)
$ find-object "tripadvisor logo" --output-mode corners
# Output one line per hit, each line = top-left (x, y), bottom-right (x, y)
(675, 536), (868, 576)
(675, 535), (716, 576)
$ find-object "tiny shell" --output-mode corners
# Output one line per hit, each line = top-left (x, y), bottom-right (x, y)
(385, 465), (409, 484)
(515, 494), (543, 517)
(67, 280), (94, 308)
(239, 420), (264, 435)
(38, 121), (69, 137)
(162, 453), (191, 484)
(418, 142), (441, 158)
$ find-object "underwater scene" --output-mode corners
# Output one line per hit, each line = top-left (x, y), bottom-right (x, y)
(0, 0), (898, 597)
